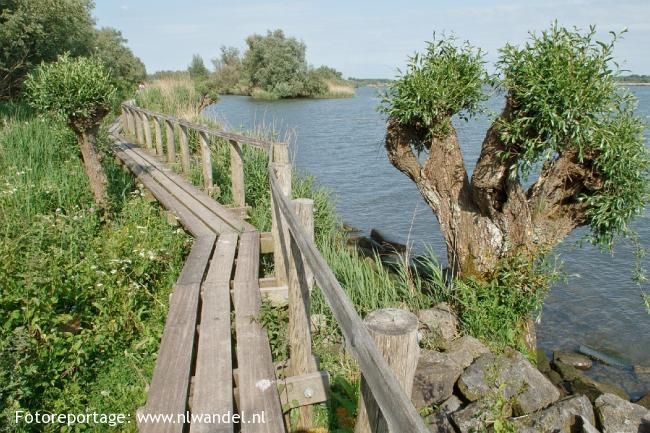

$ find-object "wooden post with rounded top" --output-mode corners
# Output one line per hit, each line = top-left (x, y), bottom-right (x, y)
(287, 198), (316, 429)
(164, 119), (176, 163)
(355, 308), (420, 433)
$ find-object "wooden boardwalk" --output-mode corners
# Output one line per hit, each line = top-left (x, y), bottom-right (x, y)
(111, 127), (285, 433)
(112, 105), (430, 433)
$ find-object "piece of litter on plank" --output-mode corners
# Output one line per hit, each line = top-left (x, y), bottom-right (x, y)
(255, 379), (273, 391)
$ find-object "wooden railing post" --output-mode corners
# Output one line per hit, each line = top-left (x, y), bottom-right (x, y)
(198, 131), (214, 193)
(134, 109), (144, 144)
(120, 107), (129, 136)
(165, 119), (176, 163)
(178, 124), (191, 174)
(125, 107), (135, 137)
(153, 116), (164, 156)
(287, 198), (316, 429)
(229, 139), (245, 207)
(130, 108), (137, 138)
(271, 143), (291, 286)
(142, 113), (153, 149)
(355, 309), (419, 433)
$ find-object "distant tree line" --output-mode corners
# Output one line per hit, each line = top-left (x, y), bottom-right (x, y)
(0, 0), (146, 102)
(184, 29), (353, 100)
(348, 78), (393, 87)
(616, 74), (650, 83)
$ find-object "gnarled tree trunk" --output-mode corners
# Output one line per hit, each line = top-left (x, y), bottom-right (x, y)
(71, 119), (109, 209)
(385, 101), (597, 279)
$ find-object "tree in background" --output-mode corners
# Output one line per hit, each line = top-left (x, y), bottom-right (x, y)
(0, 0), (95, 100)
(92, 28), (146, 99)
(212, 46), (245, 94)
(188, 54), (210, 81)
(382, 26), (648, 283)
(187, 54), (219, 110)
(25, 54), (116, 208)
(242, 29), (313, 98)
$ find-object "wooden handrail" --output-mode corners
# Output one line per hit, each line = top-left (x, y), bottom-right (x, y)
(122, 103), (278, 151)
(268, 166), (429, 433)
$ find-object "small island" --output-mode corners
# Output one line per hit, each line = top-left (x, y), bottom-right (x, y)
(180, 29), (356, 102)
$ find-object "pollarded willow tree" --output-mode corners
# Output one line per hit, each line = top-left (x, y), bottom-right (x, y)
(25, 54), (116, 208)
(382, 25), (649, 279)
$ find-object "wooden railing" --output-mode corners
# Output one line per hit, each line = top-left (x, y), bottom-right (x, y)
(120, 103), (429, 432)
(268, 148), (429, 432)
(121, 103), (275, 209)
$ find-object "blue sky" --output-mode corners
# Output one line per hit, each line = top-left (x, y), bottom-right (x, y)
(94, 0), (650, 77)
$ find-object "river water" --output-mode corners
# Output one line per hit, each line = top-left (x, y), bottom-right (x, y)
(205, 86), (650, 397)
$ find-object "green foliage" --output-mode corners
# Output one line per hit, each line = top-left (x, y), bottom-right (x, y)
(0, 110), (188, 432)
(25, 54), (116, 131)
(257, 301), (289, 360)
(187, 54), (209, 81)
(211, 46), (246, 94)
(497, 24), (649, 247)
(381, 35), (488, 147)
(312, 65), (343, 81)
(243, 29), (308, 98)
(187, 55), (220, 109)
(444, 255), (557, 353)
(0, 0), (95, 100)
(92, 28), (146, 100)
(241, 29), (337, 99)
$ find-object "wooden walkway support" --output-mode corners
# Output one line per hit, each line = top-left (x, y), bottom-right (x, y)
(114, 103), (430, 433)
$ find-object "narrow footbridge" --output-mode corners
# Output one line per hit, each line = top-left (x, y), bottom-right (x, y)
(111, 104), (430, 433)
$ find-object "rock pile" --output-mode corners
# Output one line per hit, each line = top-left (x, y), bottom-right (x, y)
(411, 304), (650, 433)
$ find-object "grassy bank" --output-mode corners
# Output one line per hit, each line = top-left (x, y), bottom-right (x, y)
(135, 78), (546, 431)
(0, 104), (189, 432)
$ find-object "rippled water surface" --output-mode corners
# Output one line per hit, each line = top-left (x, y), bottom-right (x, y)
(205, 86), (650, 396)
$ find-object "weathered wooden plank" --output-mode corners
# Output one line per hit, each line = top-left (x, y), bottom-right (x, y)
(233, 370), (328, 413)
(233, 231), (286, 433)
(260, 232), (274, 254)
(277, 371), (329, 411)
(113, 142), (213, 238)
(118, 143), (226, 232)
(117, 140), (252, 232)
(268, 169), (429, 433)
(140, 235), (216, 433)
(115, 141), (247, 234)
(190, 233), (238, 433)
(260, 285), (288, 305)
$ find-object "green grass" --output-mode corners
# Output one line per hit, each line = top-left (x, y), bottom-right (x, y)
(0, 106), (189, 432)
